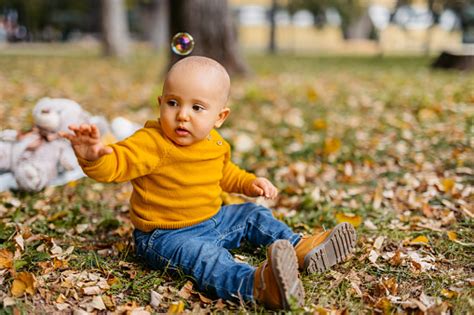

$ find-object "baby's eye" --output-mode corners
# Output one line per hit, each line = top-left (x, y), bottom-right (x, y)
(167, 100), (178, 107)
(192, 104), (205, 112)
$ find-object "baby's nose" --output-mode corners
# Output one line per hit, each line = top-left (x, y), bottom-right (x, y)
(177, 108), (190, 120)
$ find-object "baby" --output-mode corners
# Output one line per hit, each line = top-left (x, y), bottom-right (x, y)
(61, 56), (357, 310)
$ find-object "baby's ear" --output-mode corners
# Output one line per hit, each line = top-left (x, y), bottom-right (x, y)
(214, 107), (230, 128)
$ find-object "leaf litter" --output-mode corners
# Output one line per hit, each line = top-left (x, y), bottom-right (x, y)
(0, 52), (473, 313)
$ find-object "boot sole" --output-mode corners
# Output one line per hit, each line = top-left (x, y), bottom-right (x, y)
(271, 240), (305, 310)
(304, 222), (357, 273)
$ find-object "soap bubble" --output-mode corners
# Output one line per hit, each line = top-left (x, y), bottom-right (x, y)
(171, 32), (194, 56)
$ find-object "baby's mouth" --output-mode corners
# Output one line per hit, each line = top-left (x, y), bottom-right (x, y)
(175, 127), (190, 136)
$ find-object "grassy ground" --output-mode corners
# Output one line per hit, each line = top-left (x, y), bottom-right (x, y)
(0, 46), (473, 314)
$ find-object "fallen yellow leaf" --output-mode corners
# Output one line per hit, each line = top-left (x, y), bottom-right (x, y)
(418, 108), (438, 122)
(11, 272), (36, 297)
(312, 118), (327, 130)
(441, 178), (455, 193)
(168, 300), (185, 313)
(441, 288), (457, 299)
(335, 212), (362, 227)
(314, 306), (330, 315)
(447, 231), (457, 241)
(409, 235), (429, 245)
(306, 87), (319, 102)
(323, 138), (341, 155)
(47, 210), (68, 222)
(382, 277), (398, 295)
(0, 249), (13, 269)
(374, 297), (392, 314)
(67, 181), (77, 188)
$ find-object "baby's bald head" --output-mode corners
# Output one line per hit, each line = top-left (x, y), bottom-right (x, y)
(164, 56), (231, 105)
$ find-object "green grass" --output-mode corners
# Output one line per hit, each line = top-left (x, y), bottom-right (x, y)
(0, 46), (473, 313)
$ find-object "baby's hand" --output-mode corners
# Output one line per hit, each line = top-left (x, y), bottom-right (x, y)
(59, 124), (113, 161)
(247, 177), (278, 199)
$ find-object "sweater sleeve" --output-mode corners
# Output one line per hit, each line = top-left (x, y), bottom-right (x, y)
(78, 127), (166, 183)
(220, 145), (256, 194)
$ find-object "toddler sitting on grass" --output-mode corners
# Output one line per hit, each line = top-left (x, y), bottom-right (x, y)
(61, 56), (357, 310)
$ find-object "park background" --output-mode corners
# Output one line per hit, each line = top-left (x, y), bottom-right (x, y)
(0, 0), (473, 314)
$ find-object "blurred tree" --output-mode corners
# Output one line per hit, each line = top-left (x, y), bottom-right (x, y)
(428, 0), (474, 70)
(0, 0), (99, 41)
(269, 0), (277, 54)
(429, 0), (474, 43)
(288, 0), (371, 39)
(101, 0), (130, 57)
(393, 0), (474, 43)
(136, 0), (169, 50)
(168, 0), (248, 76)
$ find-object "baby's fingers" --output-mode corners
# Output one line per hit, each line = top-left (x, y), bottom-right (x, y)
(79, 124), (92, 135)
(59, 131), (74, 141)
(90, 125), (101, 139)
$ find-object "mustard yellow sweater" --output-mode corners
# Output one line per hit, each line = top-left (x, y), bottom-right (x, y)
(78, 120), (256, 232)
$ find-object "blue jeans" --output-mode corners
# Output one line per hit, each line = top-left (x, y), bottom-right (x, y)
(133, 202), (301, 302)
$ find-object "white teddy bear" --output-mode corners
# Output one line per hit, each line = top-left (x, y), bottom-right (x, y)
(0, 97), (140, 192)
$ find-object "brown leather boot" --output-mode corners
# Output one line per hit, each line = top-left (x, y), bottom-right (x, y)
(253, 239), (305, 310)
(295, 222), (357, 273)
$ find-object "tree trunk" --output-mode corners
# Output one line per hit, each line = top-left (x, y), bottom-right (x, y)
(101, 0), (130, 58)
(168, 0), (248, 76)
(140, 0), (169, 51)
(268, 0), (277, 54)
(344, 13), (373, 40)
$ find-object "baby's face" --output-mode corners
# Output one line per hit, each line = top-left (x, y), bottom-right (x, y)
(159, 65), (230, 146)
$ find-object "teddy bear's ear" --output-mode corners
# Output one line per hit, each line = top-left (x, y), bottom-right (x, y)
(44, 98), (88, 133)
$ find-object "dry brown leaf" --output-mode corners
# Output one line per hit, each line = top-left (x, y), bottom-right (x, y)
(373, 236), (385, 250)
(0, 249), (13, 269)
(14, 233), (24, 251)
(418, 108), (438, 122)
(56, 293), (67, 303)
(88, 295), (106, 310)
(102, 295), (116, 311)
(3, 297), (15, 307)
(11, 271), (36, 297)
(198, 293), (212, 304)
(82, 286), (101, 295)
(215, 299), (226, 310)
(178, 281), (193, 299)
(150, 290), (162, 309)
(389, 250), (403, 266)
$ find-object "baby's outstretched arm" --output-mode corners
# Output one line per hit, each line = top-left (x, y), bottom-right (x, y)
(59, 124), (113, 161)
(246, 177), (278, 199)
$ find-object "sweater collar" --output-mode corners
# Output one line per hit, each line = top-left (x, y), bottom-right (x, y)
(145, 119), (225, 151)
